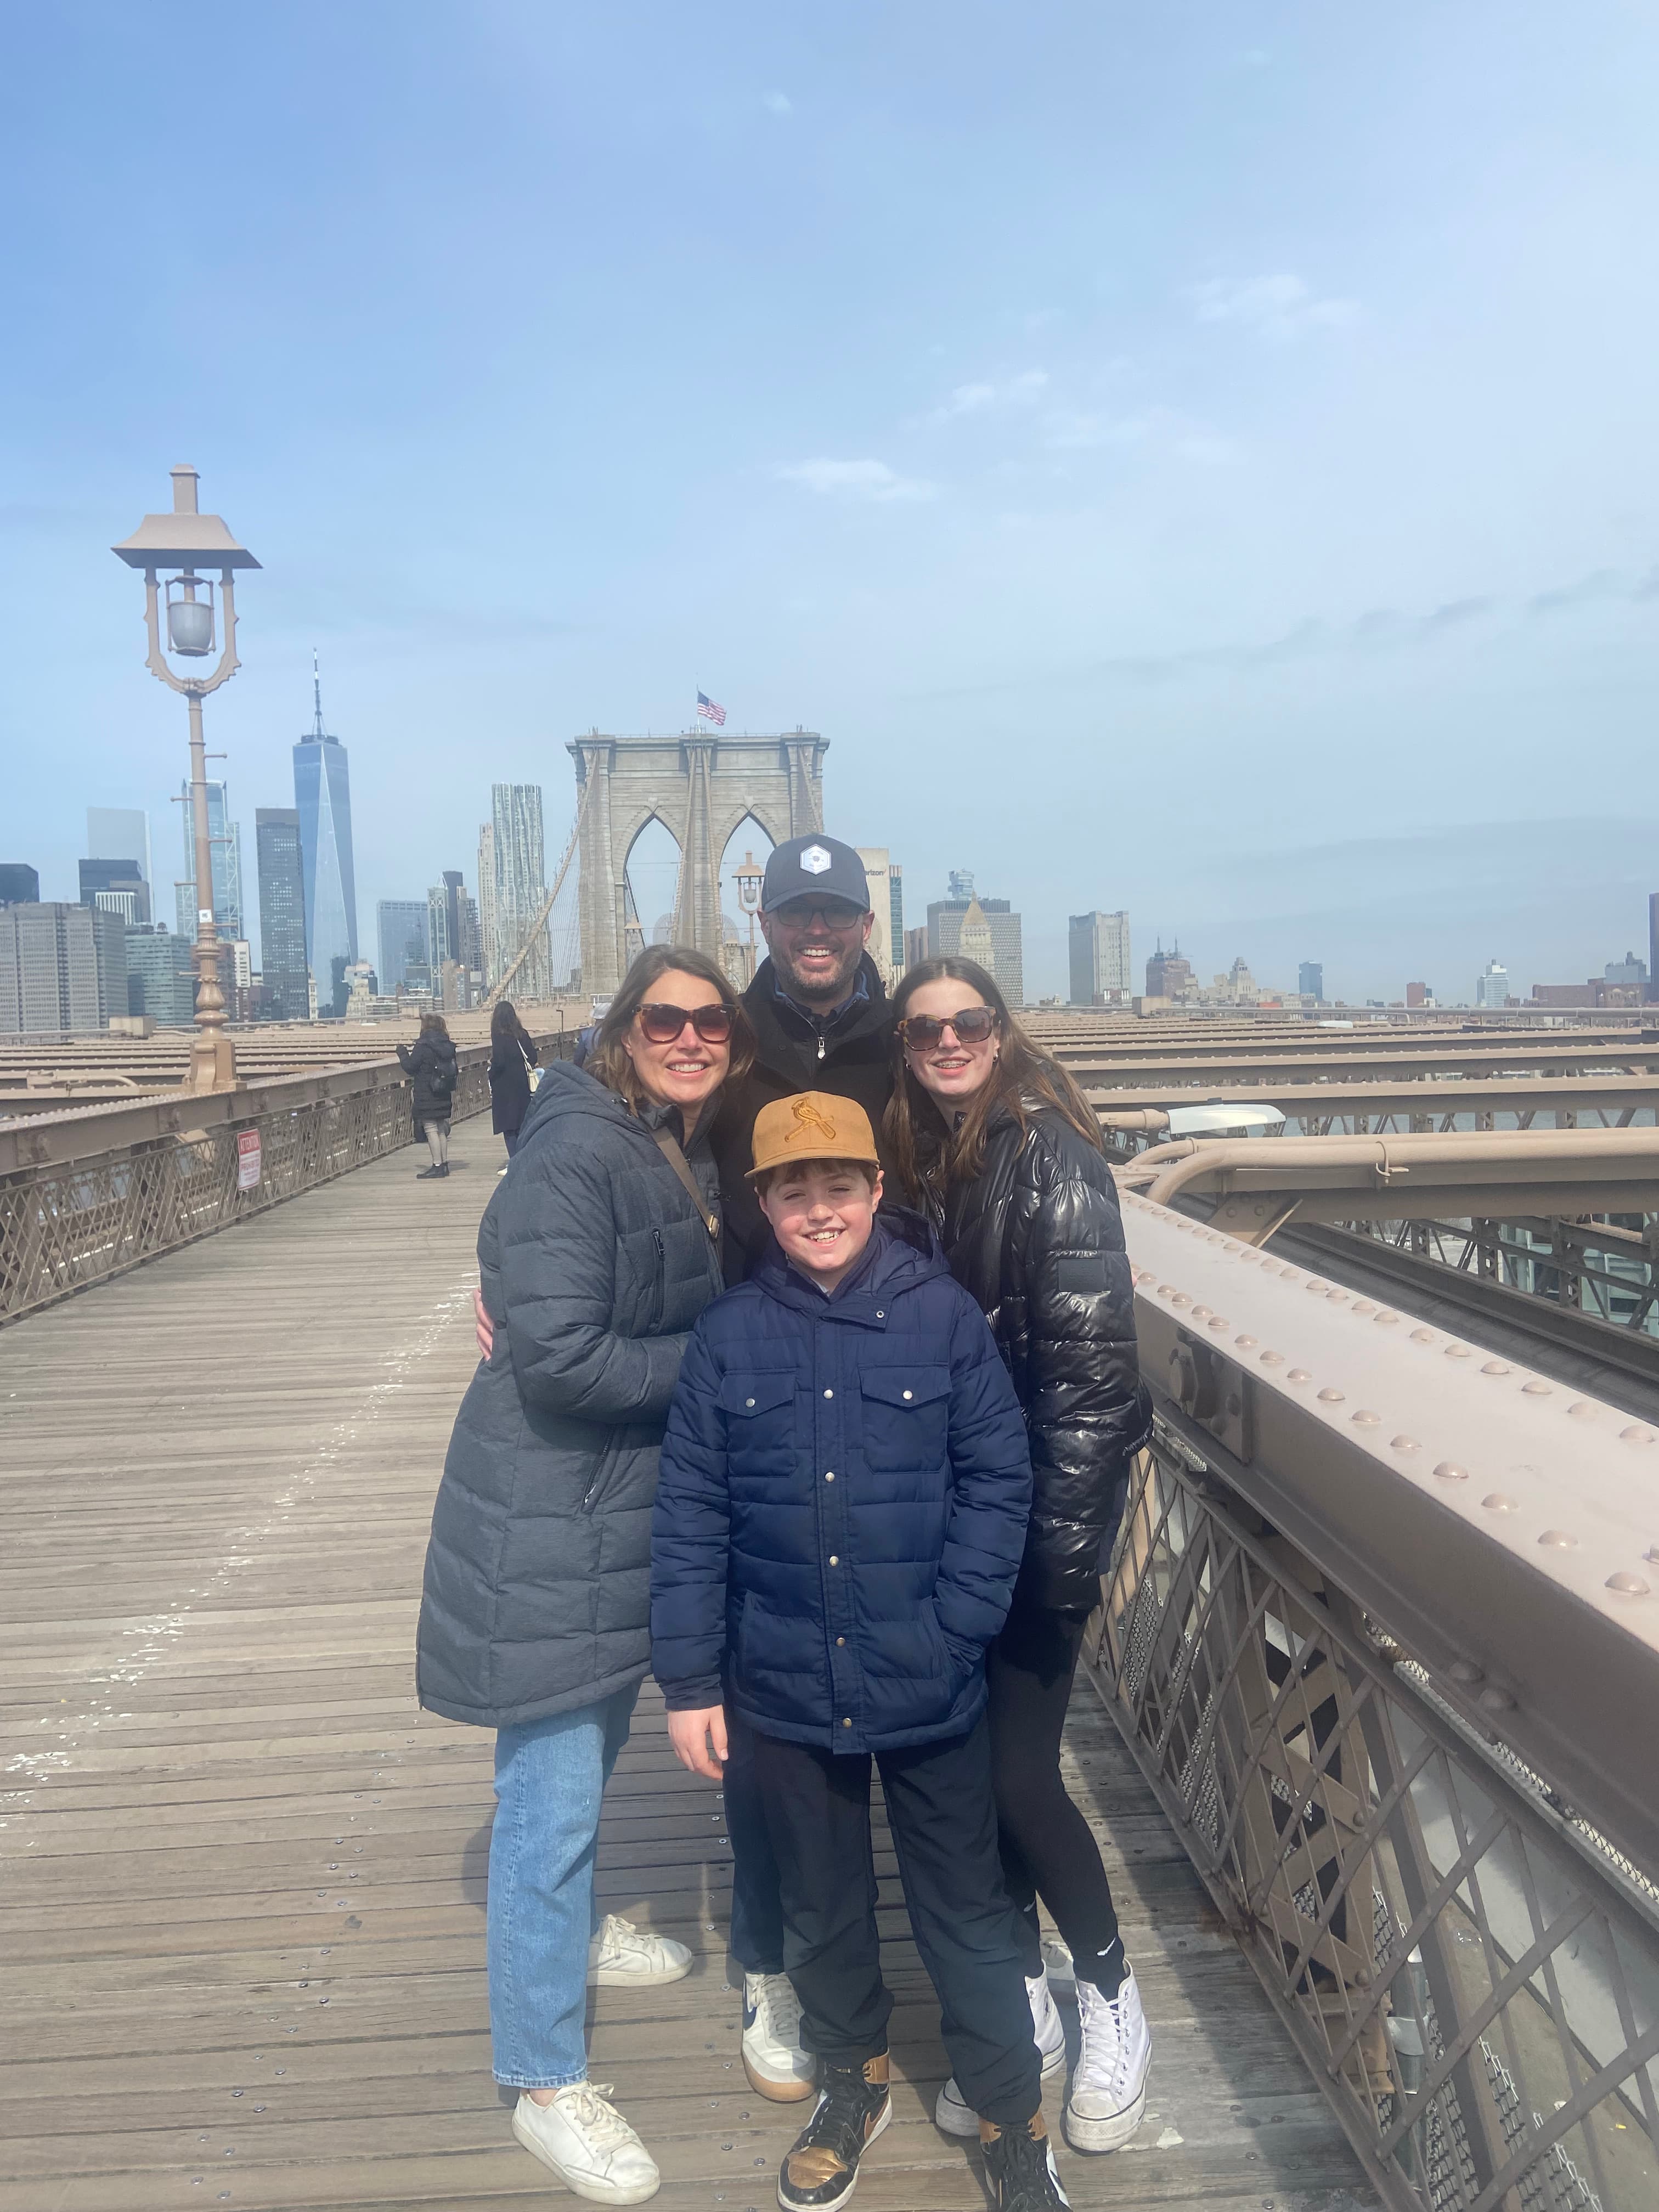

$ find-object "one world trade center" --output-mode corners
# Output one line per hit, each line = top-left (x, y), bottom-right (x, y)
(292, 655), (358, 1002)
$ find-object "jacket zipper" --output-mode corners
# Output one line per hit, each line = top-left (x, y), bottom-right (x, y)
(582, 1442), (616, 1512)
(648, 1229), (666, 1330)
(816, 1033), (826, 1062)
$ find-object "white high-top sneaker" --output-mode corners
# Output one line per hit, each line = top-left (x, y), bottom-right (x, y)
(741, 1970), (817, 2100)
(1064, 1964), (1151, 2152)
(587, 1913), (693, 1987)
(934, 1972), (1067, 2136)
(513, 2081), (661, 2204)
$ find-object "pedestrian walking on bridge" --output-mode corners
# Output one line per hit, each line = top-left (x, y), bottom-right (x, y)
(418, 945), (752, 2205)
(397, 1011), (459, 1178)
(487, 997), (540, 1170)
(886, 955), (1156, 2156)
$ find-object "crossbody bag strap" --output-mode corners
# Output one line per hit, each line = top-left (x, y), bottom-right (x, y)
(652, 1126), (720, 1244)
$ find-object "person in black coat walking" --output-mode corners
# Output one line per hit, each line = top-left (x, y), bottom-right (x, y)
(397, 1012), (460, 1178)
(417, 946), (753, 2203)
(488, 998), (540, 1166)
(885, 956), (1155, 2158)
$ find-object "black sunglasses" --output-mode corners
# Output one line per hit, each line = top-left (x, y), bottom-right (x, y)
(898, 1007), (999, 1049)
(636, 1001), (735, 1046)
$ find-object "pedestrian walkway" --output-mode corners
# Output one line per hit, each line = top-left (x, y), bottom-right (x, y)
(0, 1119), (1374, 2210)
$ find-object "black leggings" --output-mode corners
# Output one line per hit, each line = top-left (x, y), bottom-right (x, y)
(986, 1596), (1125, 1996)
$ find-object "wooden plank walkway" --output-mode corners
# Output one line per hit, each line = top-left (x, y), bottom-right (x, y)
(0, 1121), (1375, 2212)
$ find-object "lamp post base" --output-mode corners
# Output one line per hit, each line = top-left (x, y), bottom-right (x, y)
(188, 1030), (239, 1094)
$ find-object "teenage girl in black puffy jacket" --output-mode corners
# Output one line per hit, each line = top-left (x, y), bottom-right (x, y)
(885, 956), (1154, 2158)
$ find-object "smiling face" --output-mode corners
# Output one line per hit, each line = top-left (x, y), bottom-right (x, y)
(757, 1160), (883, 1290)
(899, 977), (1001, 1107)
(620, 967), (732, 1114)
(759, 896), (873, 1008)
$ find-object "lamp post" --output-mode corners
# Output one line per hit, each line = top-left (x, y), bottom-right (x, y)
(112, 467), (260, 1093)
(733, 849), (765, 986)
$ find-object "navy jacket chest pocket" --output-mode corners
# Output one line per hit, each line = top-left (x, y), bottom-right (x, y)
(719, 1372), (797, 1475)
(859, 1366), (951, 1474)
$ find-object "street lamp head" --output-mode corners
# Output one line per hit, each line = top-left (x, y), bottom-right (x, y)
(111, 465), (261, 572)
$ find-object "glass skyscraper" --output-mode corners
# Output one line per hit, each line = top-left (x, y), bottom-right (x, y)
(175, 779), (243, 941)
(256, 808), (309, 1020)
(292, 662), (358, 990)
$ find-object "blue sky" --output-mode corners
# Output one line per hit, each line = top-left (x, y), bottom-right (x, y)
(4, 2), (1659, 1000)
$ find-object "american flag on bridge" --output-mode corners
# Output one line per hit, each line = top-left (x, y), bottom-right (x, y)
(696, 690), (727, 726)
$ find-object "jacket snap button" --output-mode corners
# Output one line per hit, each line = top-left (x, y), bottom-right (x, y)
(875, 1310), (884, 1318)
(823, 1388), (834, 1399)
(836, 1637), (845, 1646)
(842, 1717), (852, 1728)
(902, 1389), (913, 1401)
(744, 1398), (755, 1409)
(824, 1471), (835, 1482)
(828, 1554), (839, 1566)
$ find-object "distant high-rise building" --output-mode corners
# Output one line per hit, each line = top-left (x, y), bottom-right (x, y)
(0, 864), (41, 906)
(1145, 940), (1193, 999)
(293, 657), (358, 989)
(1605, 951), (1648, 992)
(888, 865), (904, 967)
(1298, 961), (1324, 1002)
(256, 808), (309, 1021)
(903, 923), (928, 972)
(477, 824), (499, 984)
(377, 899), (430, 996)
(490, 784), (551, 999)
(458, 887), (482, 975)
(0, 904), (126, 1032)
(124, 923), (197, 1025)
(1405, 980), (1431, 1008)
(78, 857), (151, 926)
(1649, 895), (1659, 1005)
(175, 778), (243, 941)
(958, 894), (995, 973)
(855, 849), (900, 987)
(927, 880), (1023, 1002)
(1475, 960), (1510, 1009)
(87, 808), (151, 887)
(1069, 911), (1131, 1006)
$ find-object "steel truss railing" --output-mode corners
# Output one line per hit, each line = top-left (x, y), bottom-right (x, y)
(0, 1036), (566, 1326)
(1346, 1216), (1659, 1339)
(1090, 1403), (1659, 2212)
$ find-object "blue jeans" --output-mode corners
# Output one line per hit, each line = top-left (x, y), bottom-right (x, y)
(488, 1684), (639, 2087)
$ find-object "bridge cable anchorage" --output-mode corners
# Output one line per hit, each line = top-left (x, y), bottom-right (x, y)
(486, 789), (588, 1007)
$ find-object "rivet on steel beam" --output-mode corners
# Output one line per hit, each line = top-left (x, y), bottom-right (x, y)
(1481, 1361), (1511, 1377)
(1409, 1328), (1435, 1344)
(1444, 1344), (1471, 1359)
(1260, 1351), (1285, 1366)
(1521, 1381), (1553, 1396)
(1352, 1409), (1380, 1426)
(1391, 1435), (1421, 1452)
(1352, 1300), (1377, 1316)
(1279, 1268), (1302, 1283)
(1307, 1279), (1329, 1291)
(1606, 1572), (1651, 1597)
(1135, 1269), (1156, 1284)
(1375, 1311), (1401, 1325)
(1235, 1334), (1259, 1350)
(1620, 1425), (1655, 1445)
(1207, 1315), (1229, 1330)
(1327, 1291), (1350, 1305)
(1434, 1462), (1469, 1481)
(1479, 1686), (1515, 1712)
(1568, 1403), (1596, 1420)
(1318, 1387), (1345, 1403)
(1239, 1251), (1262, 1265)
(1171, 1294), (1192, 1307)
(1192, 1306), (1213, 1322)
(1287, 1368), (1312, 1384)
(1538, 1529), (1577, 1548)
(1159, 1283), (1178, 1296)
(1482, 1493), (1518, 1511)
(1306, 1281), (1327, 1295)
(1448, 1659), (1483, 1685)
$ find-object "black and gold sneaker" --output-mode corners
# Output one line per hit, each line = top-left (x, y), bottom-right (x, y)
(776, 2053), (891, 2211)
(980, 2109), (1071, 2210)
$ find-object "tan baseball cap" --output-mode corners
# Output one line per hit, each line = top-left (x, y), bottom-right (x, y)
(747, 1091), (881, 1180)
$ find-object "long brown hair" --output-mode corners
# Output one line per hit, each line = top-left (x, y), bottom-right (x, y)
(883, 956), (1102, 1202)
(586, 944), (754, 1110)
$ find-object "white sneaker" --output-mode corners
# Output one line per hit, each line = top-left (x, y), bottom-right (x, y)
(587, 1913), (693, 1987)
(935, 1972), (1067, 2136)
(1041, 1934), (1076, 1997)
(742, 1970), (816, 2101)
(513, 2081), (661, 2204)
(1065, 1964), (1151, 2152)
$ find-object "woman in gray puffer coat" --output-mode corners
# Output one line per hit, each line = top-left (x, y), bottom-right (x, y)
(417, 945), (752, 2203)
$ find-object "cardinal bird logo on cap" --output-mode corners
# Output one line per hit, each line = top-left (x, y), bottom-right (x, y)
(791, 1098), (838, 1143)
(799, 845), (832, 874)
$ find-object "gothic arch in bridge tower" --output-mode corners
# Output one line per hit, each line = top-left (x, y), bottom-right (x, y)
(568, 729), (828, 997)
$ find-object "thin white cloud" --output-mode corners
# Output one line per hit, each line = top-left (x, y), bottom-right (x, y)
(763, 89), (793, 115)
(1184, 272), (1359, 340)
(774, 458), (938, 504)
(1042, 404), (1238, 464)
(926, 369), (1048, 424)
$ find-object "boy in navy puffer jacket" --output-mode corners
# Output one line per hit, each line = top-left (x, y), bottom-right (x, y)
(652, 1093), (1070, 2212)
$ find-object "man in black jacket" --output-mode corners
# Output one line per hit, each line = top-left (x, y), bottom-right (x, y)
(711, 834), (896, 1285)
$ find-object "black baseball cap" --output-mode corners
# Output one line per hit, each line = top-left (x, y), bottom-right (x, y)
(760, 836), (871, 915)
